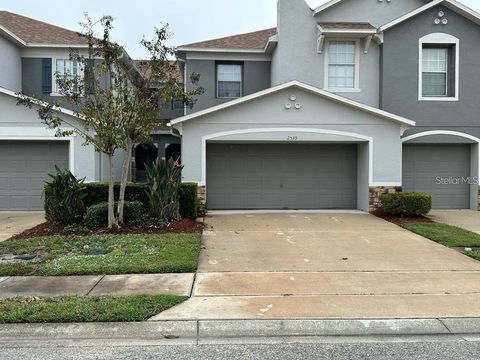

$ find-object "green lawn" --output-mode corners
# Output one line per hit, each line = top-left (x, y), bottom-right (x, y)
(403, 223), (480, 248)
(0, 233), (201, 276)
(0, 295), (185, 323)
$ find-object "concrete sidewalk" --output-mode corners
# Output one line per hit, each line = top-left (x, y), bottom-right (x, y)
(0, 274), (194, 297)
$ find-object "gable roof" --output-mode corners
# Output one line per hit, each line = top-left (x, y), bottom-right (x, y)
(0, 11), (87, 47)
(133, 60), (184, 83)
(169, 81), (415, 127)
(379, 0), (480, 32)
(178, 28), (277, 52)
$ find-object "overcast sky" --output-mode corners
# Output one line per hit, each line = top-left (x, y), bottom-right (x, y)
(1, 0), (480, 58)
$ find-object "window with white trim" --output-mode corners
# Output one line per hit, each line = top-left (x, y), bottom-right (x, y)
(216, 63), (242, 98)
(422, 46), (452, 97)
(418, 33), (459, 101)
(54, 59), (83, 93)
(326, 40), (358, 90)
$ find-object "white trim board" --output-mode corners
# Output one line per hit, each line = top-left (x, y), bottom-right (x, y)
(169, 81), (415, 127)
(0, 86), (81, 119)
(197, 127), (375, 188)
(379, 0), (480, 33)
(313, 0), (344, 16)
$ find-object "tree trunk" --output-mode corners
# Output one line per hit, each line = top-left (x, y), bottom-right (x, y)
(117, 141), (132, 224)
(107, 153), (116, 229)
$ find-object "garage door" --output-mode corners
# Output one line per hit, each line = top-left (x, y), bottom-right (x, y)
(206, 143), (357, 210)
(0, 141), (69, 210)
(403, 144), (470, 209)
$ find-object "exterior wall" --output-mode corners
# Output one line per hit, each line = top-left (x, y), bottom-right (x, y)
(178, 87), (406, 212)
(186, 59), (271, 114)
(382, 6), (480, 139)
(314, 0), (425, 27)
(0, 36), (21, 91)
(22, 57), (108, 112)
(0, 91), (97, 182)
(271, 0), (381, 107)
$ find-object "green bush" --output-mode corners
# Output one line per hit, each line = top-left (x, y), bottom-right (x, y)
(380, 192), (432, 216)
(84, 201), (147, 229)
(179, 183), (199, 219)
(146, 159), (183, 223)
(83, 183), (148, 208)
(44, 166), (86, 226)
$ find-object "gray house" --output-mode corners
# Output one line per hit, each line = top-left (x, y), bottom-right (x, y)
(1, 0), (480, 212)
(0, 12), (180, 210)
(171, 0), (480, 212)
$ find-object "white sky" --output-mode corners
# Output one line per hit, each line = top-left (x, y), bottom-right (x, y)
(1, 0), (480, 58)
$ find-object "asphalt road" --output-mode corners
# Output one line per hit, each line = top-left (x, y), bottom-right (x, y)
(2, 337), (480, 360)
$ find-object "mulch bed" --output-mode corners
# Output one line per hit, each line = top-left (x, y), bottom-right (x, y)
(9, 218), (205, 241)
(371, 209), (433, 227)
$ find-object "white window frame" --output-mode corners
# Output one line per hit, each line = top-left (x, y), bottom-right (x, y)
(324, 39), (361, 93)
(51, 57), (84, 96)
(418, 33), (459, 102)
(216, 63), (243, 99)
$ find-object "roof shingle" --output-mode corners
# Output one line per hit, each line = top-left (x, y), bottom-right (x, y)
(179, 28), (277, 50)
(318, 22), (376, 30)
(0, 11), (86, 45)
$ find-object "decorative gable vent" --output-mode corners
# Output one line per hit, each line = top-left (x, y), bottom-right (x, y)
(434, 10), (449, 26)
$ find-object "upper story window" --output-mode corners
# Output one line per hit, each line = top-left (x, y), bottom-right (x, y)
(325, 40), (360, 92)
(216, 63), (242, 99)
(418, 33), (459, 101)
(54, 59), (84, 94)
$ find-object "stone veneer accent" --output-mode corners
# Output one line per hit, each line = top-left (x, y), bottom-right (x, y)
(198, 185), (207, 216)
(369, 186), (403, 212)
(478, 187), (480, 211)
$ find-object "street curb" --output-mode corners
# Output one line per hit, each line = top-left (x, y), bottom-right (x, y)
(1, 318), (480, 340)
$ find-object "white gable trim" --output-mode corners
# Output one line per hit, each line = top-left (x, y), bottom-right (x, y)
(313, 0), (344, 16)
(0, 86), (81, 119)
(379, 0), (480, 32)
(169, 81), (415, 126)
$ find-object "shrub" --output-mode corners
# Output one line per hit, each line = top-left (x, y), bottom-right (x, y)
(145, 159), (183, 223)
(84, 201), (147, 229)
(44, 166), (86, 226)
(83, 183), (148, 208)
(179, 183), (199, 219)
(380, 192), (432, 216)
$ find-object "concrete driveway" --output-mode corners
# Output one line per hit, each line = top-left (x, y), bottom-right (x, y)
(428, 210), (480, 234)
(152, 213), (480, 321)
(0, 212), (45, 242)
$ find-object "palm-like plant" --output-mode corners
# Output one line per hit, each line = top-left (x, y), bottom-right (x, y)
(44, 166), (86, 225)
(145, 159), (183, 223)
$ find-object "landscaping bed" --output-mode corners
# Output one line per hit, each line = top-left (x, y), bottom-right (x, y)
(0, 233), (202, 276)
(9, 218), (204, 241)
(372, 209), (433, 226)
(0, 295), (185, 323)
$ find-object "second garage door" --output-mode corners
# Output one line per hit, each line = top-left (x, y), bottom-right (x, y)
(0, 141), (69, 210)
(403, 144), (471, 209)
(206, 143), (357, 210)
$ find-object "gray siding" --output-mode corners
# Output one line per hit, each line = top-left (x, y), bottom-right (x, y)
(22, 58), (109, 112)
(382, 6), (480, 139)
(271, 0), (381, 107)
(186, 60), (271, 114)
(314, 0), (426, 27)
(0, 36), (21, 91)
